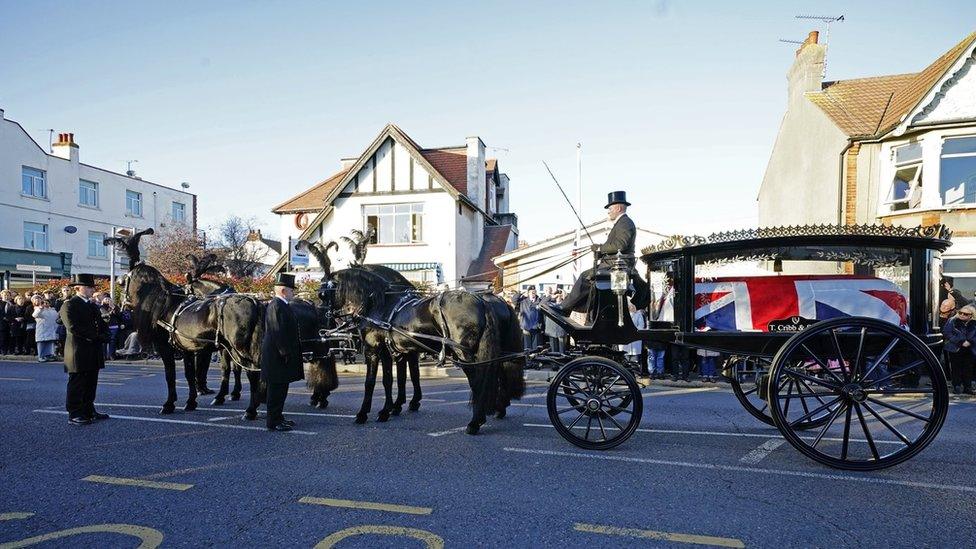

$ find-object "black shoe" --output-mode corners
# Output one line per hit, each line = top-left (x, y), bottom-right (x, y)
(90, 412), (110, 421)
(267, 422), (293, 432)
(68, 416), (92, 426)
(282, 418), (295, 427)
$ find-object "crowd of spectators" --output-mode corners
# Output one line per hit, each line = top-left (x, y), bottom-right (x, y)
(0, 287), (138, 363)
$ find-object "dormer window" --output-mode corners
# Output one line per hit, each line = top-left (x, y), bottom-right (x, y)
(940, 136), (976, 206)
(888, 143), (923, 211)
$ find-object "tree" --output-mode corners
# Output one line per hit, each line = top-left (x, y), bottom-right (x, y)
(142, 224), (206, 279)
(210, 215), (268, 278)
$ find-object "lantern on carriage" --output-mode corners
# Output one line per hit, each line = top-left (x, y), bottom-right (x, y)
(610, 251), (630, 327)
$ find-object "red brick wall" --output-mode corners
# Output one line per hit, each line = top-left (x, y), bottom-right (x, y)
(843, 143), (861, 226)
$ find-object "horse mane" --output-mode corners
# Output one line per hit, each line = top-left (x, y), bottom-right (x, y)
(335, 267), (393, 313)
(300, 240), (338, 279)
(104, 228), (154, 268)
(185, 253), (225, 284)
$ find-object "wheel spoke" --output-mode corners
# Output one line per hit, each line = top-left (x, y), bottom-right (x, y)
(584, 414), (593, 440)
(800, 343), (845, 384)
(783, 379), (794, 418)
(851, 328), (866, 380)
(557, 406), (585, 415)
(864, 396), (932, 423)
(861, 337), (901, 381)
(596, 413), (608, 441)
(567, 410), (586, 430)
(789, 396), (843, 428)
(840, 405), (853, 460)
(829, 328), (851, 382)
(811, 402), (848, 448)
(854, 403), (881, 461)
(795, 378), (812, 418)
(795, 377), (830, 407)
(865, 360), (925, 388)
(605, 411), (626, 432)
(597, 375), (622, 398)
(783, 368), (840, 391)
(861, 401), (912, 446)
(603, 403), (633, 415)
(742, 386), (759, 397)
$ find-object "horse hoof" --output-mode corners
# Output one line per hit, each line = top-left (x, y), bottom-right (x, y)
(377, 411), (390, 422)
(465, 424), (480, 435)
(211, 397), (225, 406)
(408, 402), (421, 412)
(198, 388), (215, 396)
(391, 406), (402, 416)
(159, 404), (176, 415)
(316, 401), (328, 410)
(230, 394), (241, 401)
(184, 401), (197, 412)
(495, 409), (507, 419)
(354, 414), (368, 424)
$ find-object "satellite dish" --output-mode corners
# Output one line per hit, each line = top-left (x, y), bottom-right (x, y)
(64, 226), (77, 234)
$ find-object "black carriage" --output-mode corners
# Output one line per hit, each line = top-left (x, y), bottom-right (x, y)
(539, 223), (953, 470)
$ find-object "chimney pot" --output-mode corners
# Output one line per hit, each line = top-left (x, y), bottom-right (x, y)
(68, 133), (74, 143)
(806, 30), (819, 45)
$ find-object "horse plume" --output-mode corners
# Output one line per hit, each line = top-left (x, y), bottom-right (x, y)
(300, 240), (338, 279)
(340, 228), (374, 266)
(103, 227), (155, 268)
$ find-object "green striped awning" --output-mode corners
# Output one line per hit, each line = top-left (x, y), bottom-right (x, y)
(380, 262), (440, 272)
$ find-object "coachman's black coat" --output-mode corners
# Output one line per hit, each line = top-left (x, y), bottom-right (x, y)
(60, 296), (108, 373)
(260, 298), (304, 384)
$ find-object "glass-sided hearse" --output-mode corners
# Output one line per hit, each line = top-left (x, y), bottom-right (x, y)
(540, 224), (953, 471)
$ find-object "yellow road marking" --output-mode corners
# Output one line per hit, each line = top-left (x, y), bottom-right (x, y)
(0, 377), (32, 382)
(314, 525), (443, 548)
(0, 523), (164, 548)
(299, 496), (432, 515)
(0, 512), (34, 521)
(82, 475), (193, 491)
(574, 522), (745, 548)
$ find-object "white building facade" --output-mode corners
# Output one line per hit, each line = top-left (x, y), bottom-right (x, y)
(270, 124), (517, 288)
(0, 108), (196, 286)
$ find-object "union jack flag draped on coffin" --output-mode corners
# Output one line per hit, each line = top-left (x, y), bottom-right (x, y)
(694, 275), (908, 332)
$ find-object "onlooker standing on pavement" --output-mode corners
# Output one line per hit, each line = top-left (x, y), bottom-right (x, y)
(32, 298), (59, 362)
(697, 349), (720, 383)
(943, 304), (976, 395)
(61, 274), (111, 425)
(625, 302), (645, 367)
(517, 287), (542, 350)
(9, 295), (28, 355)
(0, 290), (11, 355)
(25, 296), (38, 356)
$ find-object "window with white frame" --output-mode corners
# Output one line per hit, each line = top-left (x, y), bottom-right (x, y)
(940, 136), (976, 206)
(79, 179), (99, 207)
(172, 201), (186, 223)
(88, 231), (108, 258)
(364, 203), (424, 244)
(126, 190), (143, 217)
(888, 143), (923, 211)
(21, 166), (47, 198)
(23, 222), (48, 251)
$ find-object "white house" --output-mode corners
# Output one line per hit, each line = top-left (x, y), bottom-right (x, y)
(493, 218), (668, 292)
(758, 29), (976, 294)
(242, 229), (282, 277)
(269, 124), (518, 289)
(0, 108), (196, 287)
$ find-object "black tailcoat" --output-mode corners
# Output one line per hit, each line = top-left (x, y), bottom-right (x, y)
(260, 298), (304, 384)
(60, 296), (107, 373)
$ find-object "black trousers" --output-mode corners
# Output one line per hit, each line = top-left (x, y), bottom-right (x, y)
(947, 350), (974, 390)
(561, 267), (650, 313)
(66, 370), (99, 419)
(265, 382), (289, 426)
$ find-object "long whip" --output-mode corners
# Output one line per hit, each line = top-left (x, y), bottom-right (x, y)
(542, 161), (595, 246)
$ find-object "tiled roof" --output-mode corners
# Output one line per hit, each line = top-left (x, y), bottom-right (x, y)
(261, 238), (282, 254)
(272, 168), (350, 214)
(464, 224), (514, 282)
(420, 147), (468, 195)
(807, 30), (976, 138)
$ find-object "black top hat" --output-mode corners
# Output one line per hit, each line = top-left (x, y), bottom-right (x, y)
(274, 273), (296, 289)
(605, 191), (631, 209)
(69, 273), (97, 288)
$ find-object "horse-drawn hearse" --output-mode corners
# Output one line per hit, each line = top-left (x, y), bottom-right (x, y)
(538, 223), (953, 471)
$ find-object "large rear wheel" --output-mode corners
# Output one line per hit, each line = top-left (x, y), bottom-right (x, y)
(768, 317), (948, 471)
(728, 356), (833, 431)
(547, 356), (643, 450)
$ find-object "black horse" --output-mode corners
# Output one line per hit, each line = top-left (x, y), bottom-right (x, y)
(183, 254), (241, 405)
(323, 266), (519, 434)
(106, 230), (336, 418)
(305, 241), (424, 416)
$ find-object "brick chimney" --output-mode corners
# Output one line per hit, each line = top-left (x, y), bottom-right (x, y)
(787, 30), (825, 106)
(247, 229), (262, 242)
(52, 132), (79, 163)
(466, 136), (485, 211)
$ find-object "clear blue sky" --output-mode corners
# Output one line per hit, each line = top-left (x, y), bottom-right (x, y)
(2, 1), (973, 243)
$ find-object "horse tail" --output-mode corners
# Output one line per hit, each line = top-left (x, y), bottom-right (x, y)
(501, 307), (526, 400)
(307, 357), (339, 393)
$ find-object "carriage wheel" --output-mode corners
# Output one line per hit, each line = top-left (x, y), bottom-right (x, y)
(547, 356), (643, 451)
(768, 317), (948, 471)
(729, 357), (834, 431)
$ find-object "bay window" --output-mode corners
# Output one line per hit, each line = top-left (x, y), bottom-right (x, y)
(940, 136), (976, 206)
(364, 203), (424, 244)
